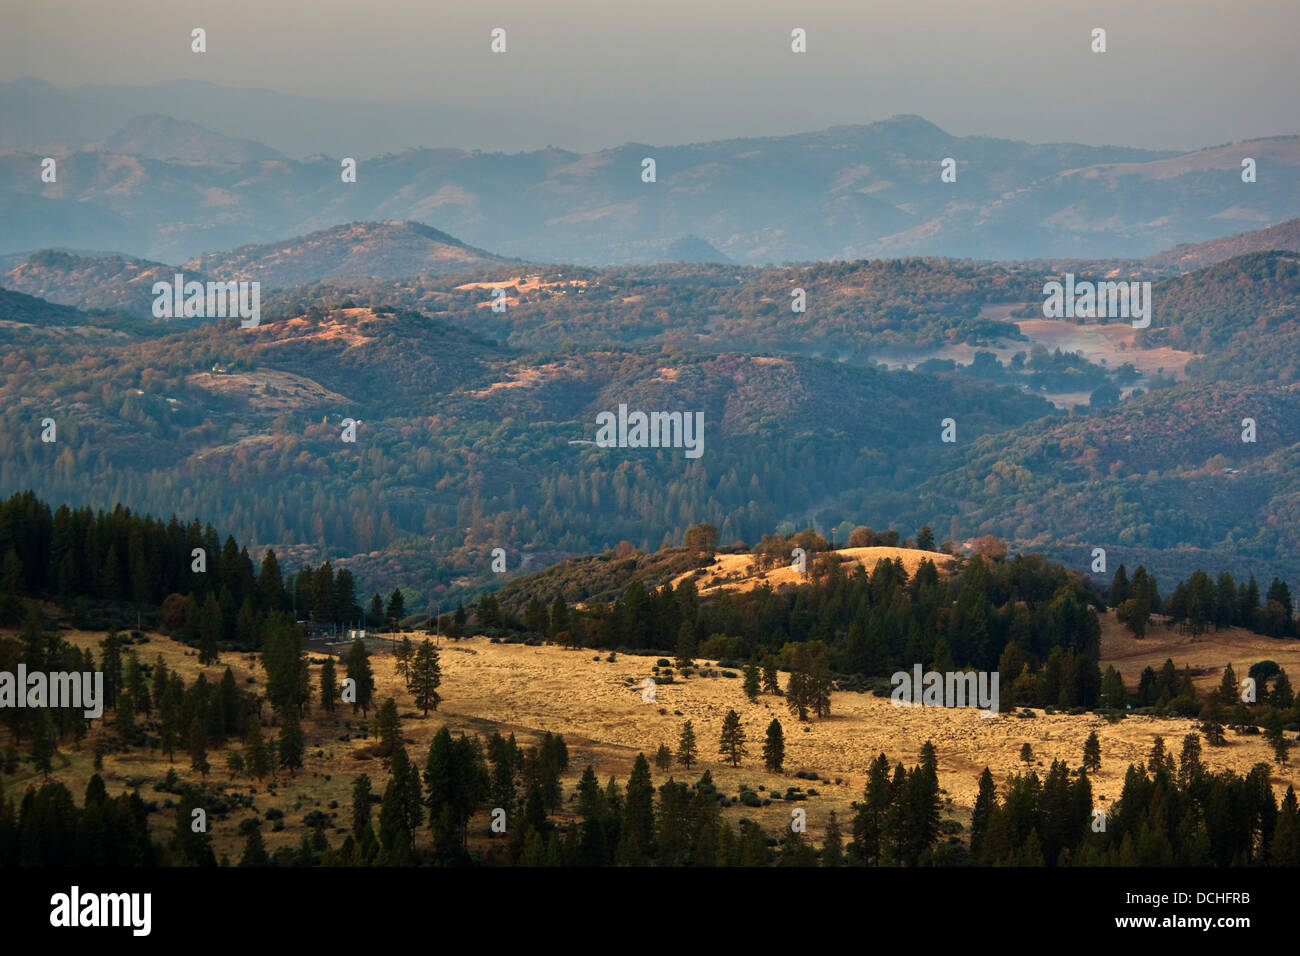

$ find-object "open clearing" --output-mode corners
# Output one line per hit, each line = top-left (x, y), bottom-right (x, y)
(670, 546), (956, 596)
(11, 615), (1300, 858)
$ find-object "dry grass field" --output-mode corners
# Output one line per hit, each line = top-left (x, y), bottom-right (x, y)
(670, 546), (956, 596)
(9, 609), (1300, 859)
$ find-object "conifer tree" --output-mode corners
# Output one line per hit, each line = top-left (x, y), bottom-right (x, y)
(618, 753), (655, 864)
(1200, 699), (1227, 746)
(654, 743), (672, 771)
(970, 767), (996, 860)
(410, 639), (443, 715)
(198, 593), (222, 665)
(743, 661), (760, 701)
(372, 697), (401, 764)
(822, 810), (844, 866)
(238, 825), (269, 867)
(1218, 663), (1239, 705)
(396, 636), (415, 684)
(351, 773), (373, 838)
(1083, 731), (1102, 773)
(763, 718), (785, 772)
(548, 595), (570, 641)
(319, 656), (338, 713)
(278, 707), (304, 776)
(675, 623), (695, 669)
(719, 709), (747, 767)
(243, 719), (269, 782)
(676, 720), (698, 770)
(1265, 710), (1290, 765)
(30, 714), (54, 779)
(188, 716), (209, 777)
(345, 637), (375, 716)
(1019, 742), (1034, 765)
(761, 654), (781, 696)
(385, 589), (406, 630)
(171, 788), (216, 866)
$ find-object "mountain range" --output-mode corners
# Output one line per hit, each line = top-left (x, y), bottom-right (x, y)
(4, 79), (1298, 265)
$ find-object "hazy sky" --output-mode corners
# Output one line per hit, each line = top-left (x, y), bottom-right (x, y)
(3, 0), (1298, 153)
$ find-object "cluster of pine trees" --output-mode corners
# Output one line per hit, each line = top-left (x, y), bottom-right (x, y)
(1111, 564), (1295, 639)
(507, 548), (1108, 708)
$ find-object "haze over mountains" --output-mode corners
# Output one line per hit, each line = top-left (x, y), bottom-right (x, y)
(4, 78), (1298, 265)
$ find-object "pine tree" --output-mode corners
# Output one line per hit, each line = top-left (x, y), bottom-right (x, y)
(763, 718), (785, 772)
(654, 744), (672, 771)
(278, 708), (304, 776)
(345, 637), (375, 716)
(171, 788), (216, 866)
(822, 810), (844, 866)
(1218, 662), (1239, 705)
(676, 720), (698, 770)
(1083, 731), (1101, 772)
(244, 719), (269, 782)
(1265, 711), (1291, 765)
(410, 639), (442, 715)
(30, 714), (54, 779)
(351, 773), (373, 838)
(395, 636), (415, 684)
(675, 623), (695, 668)
(1200, 699), (1227, 746)
(238, 825), (269, 867)
(1019, 742), (1034, 764)
(319, 656), (338, 713)
(809, 643), (833, 717)
(114, 685), (137, 745)
(1273, 669), (1296, 708)
(616, 753), (655, 864)
(761, 655), (781, 695)
(1110, 564), (1130, 608)
(970, 767), (996, 860)
(718, 709), (747, 767)
(372, 698), (402, 764)
(385, 589), (405, 630)
(548, 595), (570, 642)
(198, 593), (222, 665)
(742, 662), (760, 701)
(189, 716), (209, 777)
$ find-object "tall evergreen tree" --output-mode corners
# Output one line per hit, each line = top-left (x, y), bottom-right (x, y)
(410, 639), (443, 715)
(718, 709), (748, 767)
(319, 656), (338, 713)
(763, 718), (785, 772)
(345, 637), (375, 716)
(1083, 731), (1101, 773)
(676, 720), (698, 770)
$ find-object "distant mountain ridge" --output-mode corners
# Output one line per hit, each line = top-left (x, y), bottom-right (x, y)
(1, 222), (518, 314)
(3, 93), (1297, 264)
(1150, 217), (1300, 269)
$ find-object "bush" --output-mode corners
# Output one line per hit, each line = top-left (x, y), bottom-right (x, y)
(265, 807), (284, 821)
(656, 659), (671, 668)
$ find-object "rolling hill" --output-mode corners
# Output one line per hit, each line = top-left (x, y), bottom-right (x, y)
(4, 109), (1298, 264)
